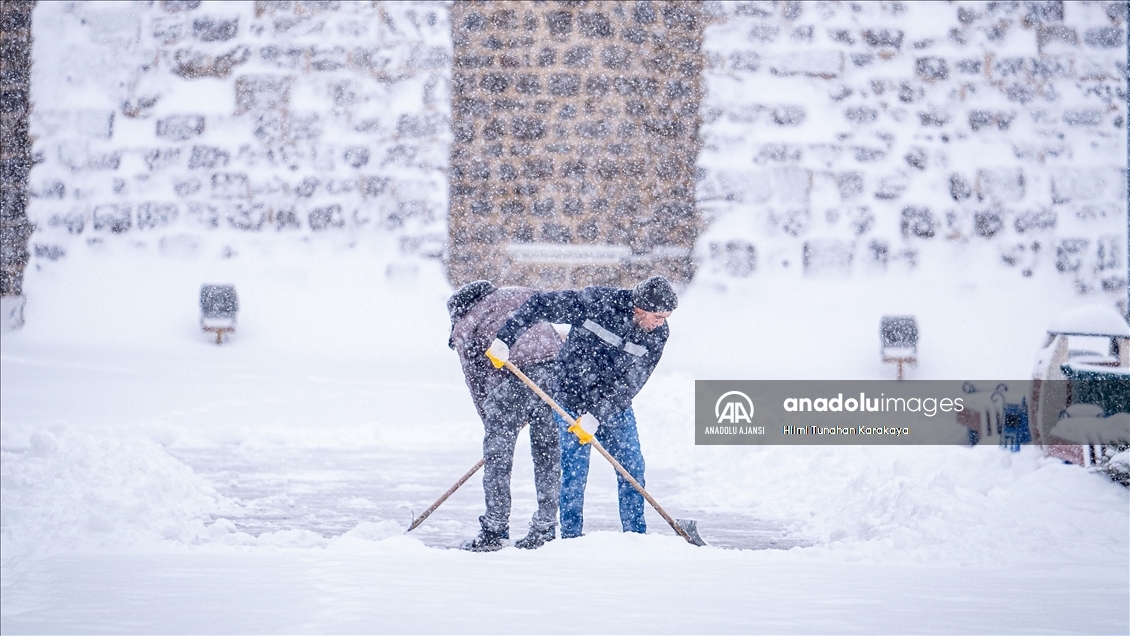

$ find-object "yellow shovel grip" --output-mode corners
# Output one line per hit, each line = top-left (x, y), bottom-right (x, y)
(485, 350), (505, 369)
(567, 421), (594, 445)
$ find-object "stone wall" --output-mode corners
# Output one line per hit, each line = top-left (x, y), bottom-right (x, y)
(697, 0), (1127, 303)
(20, 1), (1130, 311)
(446, 0), (702, 289)
(27, 0), (451, 264)
(1, 0), (35, 302)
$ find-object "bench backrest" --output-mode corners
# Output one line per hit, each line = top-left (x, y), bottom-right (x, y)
(880, 316), (918, 350)
(200, 285), (238, 318)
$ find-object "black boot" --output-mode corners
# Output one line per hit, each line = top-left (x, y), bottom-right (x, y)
(515, 525), (555, 550)
(461, 516), (507, 552)
(462, 529), (505, 552)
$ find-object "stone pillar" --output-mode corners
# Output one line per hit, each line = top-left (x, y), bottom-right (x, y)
(447, 0), (702, 289)
(0, 0), (34, 330)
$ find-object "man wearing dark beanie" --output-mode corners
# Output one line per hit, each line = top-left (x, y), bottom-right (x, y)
(488, 275), (677, 538)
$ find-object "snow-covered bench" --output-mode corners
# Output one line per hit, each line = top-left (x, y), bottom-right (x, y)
(200, 284), (238, 344)
(880, 316), (917, 381)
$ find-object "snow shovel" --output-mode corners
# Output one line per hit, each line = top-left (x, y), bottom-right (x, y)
(406, 422), (527, 533)
(491, 356), (707, 547)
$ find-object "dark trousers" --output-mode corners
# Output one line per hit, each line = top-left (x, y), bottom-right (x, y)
(480, 363), (560, 535)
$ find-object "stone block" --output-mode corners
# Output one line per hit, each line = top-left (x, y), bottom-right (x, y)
(918, 110), (950, 126)
(905, 148), (926, 170)
(74, 111), (114, 139)
(955, 58), (982, 74)
(136, 203), (178, 229)
(973, 210), (1004, 238)
(33, 243), (65, 261)
(1014, 208), (1056, 233)
(1084, 27), (1124, 49)
(874, 174), (908, 201)
(950, 173), (973, 201)
(342, 147), (369, 168)
(769, 51), (842, 77)
(1030, 56), (1072, 78)
(311, 46), (347, 71)
(164, 1), (202, 11)
(915, 57), (948, 81)
(710, 240), (756, 277)
(803, 239), (853, 275)
(991, 57), (1026, 78)
(1055, 238), (1087, 272)
(29, 181), (64, 200)
(563, 45), (593, 67)
(143, 148), (181, 171)
(1005, 83), (1036, 103)
(901, 207), (935, 238)
(1062, 110), (1103, 126)
(968, 111), (1015, 131)
(863, 29), (903, 49)
(1022, 1), (1063, 25)
(729, 50), (761, 71)
(156, 115), (205, 141)
(235, 76), (291, 114)
(575, 120), (611, 139)
(1051, 169), (1107, 203)
(92, 204), (131, 233)
(175, 46), (250, 79)
(844, 106), (877, 124)
(835, 172), (864, 200)
(189, 146), (230, 169)
(308, 204), (344, 230)
(771, 106), (805, 125)
(548, 73), (581, 96)
(771, 167), (811, 204)
(211, 173), (248, 199)
(578, 11), (613, 38)
(174, 179), (201, 197)
(1037, 25), (1076, 52)
(227, 202), (267, 231)
(977, 168), (1024, 203)
(853, 147), (885, 163)
(193, 16), (238, 42)
(286, 113), (321, 140)
(510, 117), (547, 140)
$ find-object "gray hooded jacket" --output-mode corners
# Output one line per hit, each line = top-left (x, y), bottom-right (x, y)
(451, 287), (562, 420)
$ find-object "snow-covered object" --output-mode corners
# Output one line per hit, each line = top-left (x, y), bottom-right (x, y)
(1050, 412), (1130, 444)
(1046, 304), (1130, 336)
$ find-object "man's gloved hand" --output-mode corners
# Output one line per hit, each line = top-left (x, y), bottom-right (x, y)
(485, 338), (510, 368)
(568, 412), (600, 445)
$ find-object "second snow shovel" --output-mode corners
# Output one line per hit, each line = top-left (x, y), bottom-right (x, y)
(491, 356), (706, 547)
(406, 422), (528, 533)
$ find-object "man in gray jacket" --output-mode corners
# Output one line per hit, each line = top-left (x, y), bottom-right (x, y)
(447, 280), (563, 551)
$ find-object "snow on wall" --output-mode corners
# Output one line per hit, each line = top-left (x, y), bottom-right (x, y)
(27, 0), (452, 263)
(22, 0), (1130, 304)
(696, 0), (1127, 298)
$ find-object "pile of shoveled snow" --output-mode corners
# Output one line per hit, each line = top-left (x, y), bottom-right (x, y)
(636, 372), (1128, 567)
(1, 427), (228, 552)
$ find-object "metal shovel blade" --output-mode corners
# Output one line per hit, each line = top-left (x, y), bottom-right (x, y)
(676, 519), (707, 546)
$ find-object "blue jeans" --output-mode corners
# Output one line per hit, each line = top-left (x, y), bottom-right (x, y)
(556, 407), (646, 538)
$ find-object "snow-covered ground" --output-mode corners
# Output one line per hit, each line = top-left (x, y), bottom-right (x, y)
(2, 238), (1127, 633)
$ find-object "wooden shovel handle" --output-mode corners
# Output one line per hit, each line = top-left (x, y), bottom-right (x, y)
(501, 360), (697, 545)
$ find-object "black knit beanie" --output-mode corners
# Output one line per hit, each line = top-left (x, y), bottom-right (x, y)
(631, 275), (678, 312)
(447, 280), (497, 322)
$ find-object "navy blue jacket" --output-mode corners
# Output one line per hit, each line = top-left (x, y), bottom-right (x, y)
(496, 287), (668, 422)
